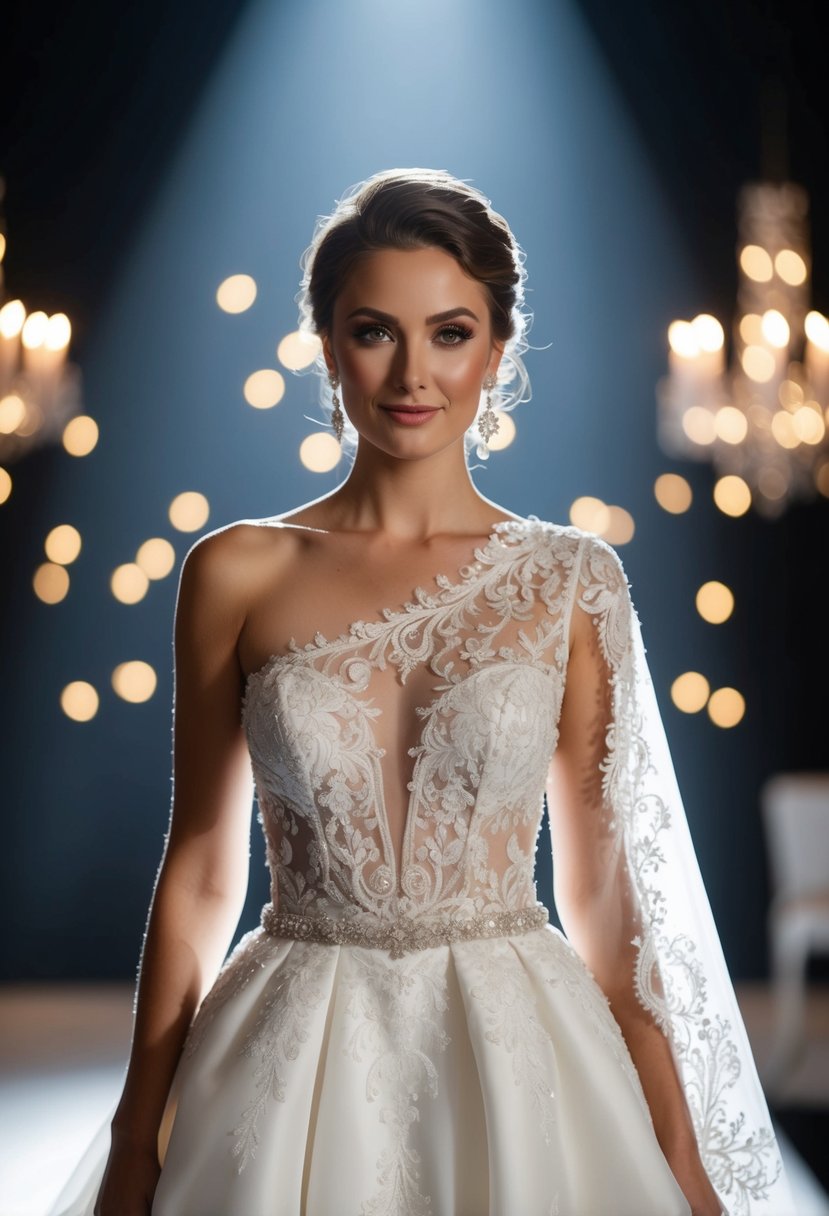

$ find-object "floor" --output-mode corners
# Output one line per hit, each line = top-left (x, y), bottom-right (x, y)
(0, 982), (827, 1216)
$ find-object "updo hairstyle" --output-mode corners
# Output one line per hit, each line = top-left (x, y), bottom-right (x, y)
(294, 168), (532, 462)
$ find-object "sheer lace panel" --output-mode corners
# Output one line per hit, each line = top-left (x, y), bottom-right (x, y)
(241, 517), (584, 922)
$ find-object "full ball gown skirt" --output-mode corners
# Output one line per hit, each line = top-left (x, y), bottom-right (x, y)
(49, 517), (792, 1216)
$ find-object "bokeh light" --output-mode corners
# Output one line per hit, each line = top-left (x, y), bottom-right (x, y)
(487, 411), (516, 453)
(111, 563), (150, 604)
(714, 405), (748, 444)
(603, 505), (635, 544)
(775, 249), (807, 286)
(713, 475), (751, 516)
(708, 687), (746, 728)
(112, 661), (157, 703)
(62, 415), (99, 456)
(0, 394), (27, 434)
(569, 495), (611, 534)
(169, 491), (209, 532)
(681, 406), (717, 445)
(654, 473), (692, 514)
(0, 466), (11, 504)
(33, 562), (70, 603)
(739, 245), (773, 282)
(299, 432), (342, 472)
(277, 330), (322, 370)
(244, 368), (285, 409)
(45, 524), (82, 565)
(136, 538), (176, 579)
(696, 581), (734, 624)
(0, 299), (25, 338)
(671, 671), (710, 713)
(60, 681), (99, 722)
(216, 274), (257, 314)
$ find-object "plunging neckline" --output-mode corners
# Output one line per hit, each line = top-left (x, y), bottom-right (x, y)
(243, 514), (537, 691)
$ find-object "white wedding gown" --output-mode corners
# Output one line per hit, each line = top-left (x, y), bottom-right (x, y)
(50, 516), (793, 1216)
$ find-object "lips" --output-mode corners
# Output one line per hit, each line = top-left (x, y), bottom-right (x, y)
(379, 405), (440, 413)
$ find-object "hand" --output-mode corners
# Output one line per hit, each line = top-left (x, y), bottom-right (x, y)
(666, 1144), (725, 1216)
(93, 1129), (160, 1216)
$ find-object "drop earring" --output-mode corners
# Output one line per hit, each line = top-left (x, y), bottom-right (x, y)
(476, 374), (500, 459)
(329, 374), (345, 442)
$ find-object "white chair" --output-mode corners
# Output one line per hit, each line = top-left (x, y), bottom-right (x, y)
(760, 773), (829, 1095)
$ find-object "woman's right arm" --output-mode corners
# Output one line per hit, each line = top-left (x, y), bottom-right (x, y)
(95, 527), (256, 1215)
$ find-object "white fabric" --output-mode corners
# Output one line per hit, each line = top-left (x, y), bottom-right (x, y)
(49, 516), (792, 1216)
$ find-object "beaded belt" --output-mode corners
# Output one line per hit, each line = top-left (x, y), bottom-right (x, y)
(260, 902), (550, 959)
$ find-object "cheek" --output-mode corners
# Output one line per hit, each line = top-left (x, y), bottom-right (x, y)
(339, 346), (388, 390)
(435, 349), (489, 394)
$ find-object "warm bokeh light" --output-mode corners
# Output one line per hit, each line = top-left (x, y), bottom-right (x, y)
(112, 660), (157, 703)
(33, 562), (70, 603)
(696, 581), (734, 624)
(603, 506), (635, 545)
(778, 379), (804, 408)
(738, 313), (763, 345)
(169, 491), (209, 532)
(277, 330), (322, 370)
(45, 524), (82, 565)
(714, 406), (748, 444)
(111, 563), (150, 604)
(0, 299), (26, 339)
(793, 404), (825, 445)
(45, 313), (71, 351)
(775, 249), (807, 286)
(62, 414), (99, 456)
(667, 320), (698, 358)
(740, 245), (773, 282)
(741, 345), (776, 383)
(654, 473), (693, 514)
(216, 274), (257, 314)
(681, 406), (717, 445)
(0, 233), (5, 263)
(804, 311), (829, 352)
(244, 368), (286, 409)
(21, 310), (49, 349)
(569, 496), (611, 534)
(670, 671), (710, 713)
(761, 310), (790, 348)
(0, 466), (11, 504)
(60, 681), (99, 722)
(815, 461), (829, 497)
(486, 411), (516, 453)
(708, 687), (745, 728)
(691, 314), (724, 352)
(713, 475), (751, 516)
(136, 537), (176, 579)
(299, 432), (342, 472)
(0, 393), (27, 434)
(771, 410), (799, 449)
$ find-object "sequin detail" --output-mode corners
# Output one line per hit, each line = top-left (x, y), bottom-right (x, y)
(260, 902), (550, 959)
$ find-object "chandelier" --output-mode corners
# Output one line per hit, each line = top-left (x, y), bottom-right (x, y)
(0, 177), (83, 463)
(657, 181), (829, 518)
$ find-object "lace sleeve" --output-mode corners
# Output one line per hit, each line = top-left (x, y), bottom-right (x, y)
(547, 533), (792, 1216)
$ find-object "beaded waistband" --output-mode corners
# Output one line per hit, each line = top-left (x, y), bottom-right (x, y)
(260, 903), (550, 959)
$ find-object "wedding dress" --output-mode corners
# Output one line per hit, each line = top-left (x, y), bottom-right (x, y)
(50, 515), (793, 1216)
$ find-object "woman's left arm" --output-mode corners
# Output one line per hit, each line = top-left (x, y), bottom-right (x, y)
(546, 591), (724, 1216)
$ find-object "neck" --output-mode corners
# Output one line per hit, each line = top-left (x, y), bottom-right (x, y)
(309, 441), (502, 542)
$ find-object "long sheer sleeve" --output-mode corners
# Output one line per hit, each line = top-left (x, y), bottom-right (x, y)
(547, 533), (792, 1216)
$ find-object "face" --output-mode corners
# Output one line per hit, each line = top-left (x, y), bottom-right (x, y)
(321, 246), (504, 458)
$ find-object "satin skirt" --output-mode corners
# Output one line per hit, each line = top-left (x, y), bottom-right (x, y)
(49, 923), (691, 1216)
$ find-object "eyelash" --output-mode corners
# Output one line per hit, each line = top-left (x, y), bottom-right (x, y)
(351, 322), (475, 346)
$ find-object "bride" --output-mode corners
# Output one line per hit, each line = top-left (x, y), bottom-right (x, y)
(52, 167), (791, 1216)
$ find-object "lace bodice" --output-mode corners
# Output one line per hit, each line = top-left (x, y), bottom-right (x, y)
(242, 515), (581, 925)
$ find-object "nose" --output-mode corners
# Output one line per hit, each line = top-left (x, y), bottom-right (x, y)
(392, 337), (427, 394)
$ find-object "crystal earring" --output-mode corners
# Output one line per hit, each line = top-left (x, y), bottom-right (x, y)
(476, 374), (500, 459)
(329, 374), (345, 442)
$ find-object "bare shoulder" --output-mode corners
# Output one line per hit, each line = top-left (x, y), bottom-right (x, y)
(177, 517), (303, 617)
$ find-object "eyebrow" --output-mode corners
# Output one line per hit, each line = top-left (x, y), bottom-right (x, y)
(345, 306), (480, 325)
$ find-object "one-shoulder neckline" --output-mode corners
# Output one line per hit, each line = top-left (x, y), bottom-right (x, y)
(243, 514), (549, 691)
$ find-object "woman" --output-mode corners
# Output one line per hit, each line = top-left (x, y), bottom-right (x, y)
(52, 168), (791, 1216)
